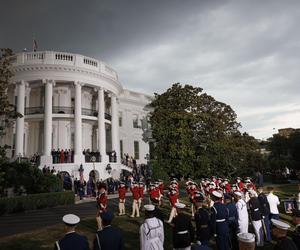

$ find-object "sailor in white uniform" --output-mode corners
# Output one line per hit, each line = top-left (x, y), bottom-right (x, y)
(140, 204), (164, 250)
(234, 191), (249, 234)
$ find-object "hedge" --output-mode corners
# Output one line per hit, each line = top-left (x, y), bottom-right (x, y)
(0, 191), (74, 215)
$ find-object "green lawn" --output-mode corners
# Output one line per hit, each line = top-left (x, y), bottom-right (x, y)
(0, 183), (298, 250)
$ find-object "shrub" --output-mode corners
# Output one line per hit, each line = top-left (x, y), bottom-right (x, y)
(0, 191), (74, 215)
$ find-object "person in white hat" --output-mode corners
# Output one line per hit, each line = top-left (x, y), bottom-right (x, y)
(172, 203), (194, 250)
(271, 219), (297, 250)
(234, 191), (249, 234)
(54, 214), (89, 250)
(248, 190), (264, 247)
(237, 232), (255, 250)
(140, 204), (164, 250)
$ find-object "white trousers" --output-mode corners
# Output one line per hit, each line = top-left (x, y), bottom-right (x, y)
(252, 220), (264, 247)
(239, 221), (248, 234)
(131, 200), (140, 217)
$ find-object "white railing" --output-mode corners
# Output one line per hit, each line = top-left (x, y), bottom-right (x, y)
(12, 51), (118, 80)
(26, 52), (45, 61)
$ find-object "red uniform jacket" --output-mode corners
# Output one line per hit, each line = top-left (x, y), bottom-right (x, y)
(149, 188), (160, 201)
(97, 192), (107, 212)
(189, 188), (198, 203)
(225, 184), (231, 193)
(237, 182), (244, 191)
(131, 187), (140, 200)
(168, 192), (178, 207)
(138, 187), (144, 199)
(118, 187), (126, 200)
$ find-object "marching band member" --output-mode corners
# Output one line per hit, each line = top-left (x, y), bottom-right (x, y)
(96, 183), (107, 231)
(130, 181), (140, 218)
(118, 181), (126, 215)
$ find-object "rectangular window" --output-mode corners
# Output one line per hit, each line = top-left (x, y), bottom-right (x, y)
(134, 141), (139, 160)
(119, 116), (122, 127)
(120, 140), (123, 158)
(133, 115), (139, 128)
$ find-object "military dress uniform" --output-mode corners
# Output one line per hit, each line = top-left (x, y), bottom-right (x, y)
(257, 190), (271, 241)
(96, 189), (108, 230)
(272, 219), (297, 250)
(130, 182), (140, 217)
(93, 212), (124, 250)
(224, 194), (238, 250)
(248, 193), (264, 247)
(138, 182), (145, 209)
(118, 182), (126, 215)
(211, 191), (230, 250)
(194, 196), (211, 246)
(54, 214), (89, 250)
(172, 203), (195, 249)
(292, 224), (300, 249)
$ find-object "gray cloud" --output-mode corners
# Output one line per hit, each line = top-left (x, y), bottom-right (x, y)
(1, 0), (300, 139)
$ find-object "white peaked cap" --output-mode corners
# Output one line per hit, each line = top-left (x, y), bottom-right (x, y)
(212, 190), (223, 198)
(271, 219), (290, 230)
(144, 204), (155, 211)
(62, 214), (80, 226)
(234, 191), (242, 197)
(175, 203), (186, 209)
(249, 190), (257, 197)
(237, 233), (255, 243)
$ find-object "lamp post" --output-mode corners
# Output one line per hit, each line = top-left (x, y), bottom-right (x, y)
(78, 164), (84, 200)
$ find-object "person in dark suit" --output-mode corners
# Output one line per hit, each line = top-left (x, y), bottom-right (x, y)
(54, 214), (89, 250)
(93, 211), (124, 250)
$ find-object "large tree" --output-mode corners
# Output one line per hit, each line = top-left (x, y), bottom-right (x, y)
(0, 48), (16, 162)
(149, 83), (262, 177)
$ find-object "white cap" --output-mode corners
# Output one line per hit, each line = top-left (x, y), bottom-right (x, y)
(62, 214), (80, 226)
(175, 203), (186, 209)
(249, 190), (257, 197)
(234, 191), (242, 197)
(144, 204), (155, 211)
(237, 233), (255, 243)
(271, 219), (290, 230)
(212, 190), (223, 198)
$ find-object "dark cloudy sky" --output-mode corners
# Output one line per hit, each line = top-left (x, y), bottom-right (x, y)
(1, 0), (300, 139)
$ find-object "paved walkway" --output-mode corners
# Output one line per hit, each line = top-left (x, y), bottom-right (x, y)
(0, 194), (133, 238)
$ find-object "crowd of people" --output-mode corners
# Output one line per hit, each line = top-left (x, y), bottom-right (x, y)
(51, 149), (75, 163)
(54, 175), (300, 250)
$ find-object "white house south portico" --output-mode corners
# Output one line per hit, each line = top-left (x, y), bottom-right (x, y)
(3, 51), (152, 181)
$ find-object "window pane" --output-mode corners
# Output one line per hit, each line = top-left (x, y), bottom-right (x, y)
(134, 141), (139, 159)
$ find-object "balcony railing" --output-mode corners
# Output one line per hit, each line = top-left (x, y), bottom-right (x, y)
(53, 106), (74, 114)
(25, 106), (111, 120)
(25, 106), (44, 115)
(82, 108), (98, 117)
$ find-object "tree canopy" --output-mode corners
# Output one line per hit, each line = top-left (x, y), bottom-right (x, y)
(0, 48), (16, 162)
(149, 83), (262, 178)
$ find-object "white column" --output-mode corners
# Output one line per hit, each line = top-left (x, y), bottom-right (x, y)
(15, 80), (25, 157)
(111, 94), (120, 163)
(40, 79), (54, 166)
(98, 88), (107, 162)
(74, 82), (83, 163)
(44, 80), (53, 156)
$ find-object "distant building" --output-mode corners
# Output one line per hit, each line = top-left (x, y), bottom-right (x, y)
(278, 128), (300, 138)
(0, 51), (152, 180)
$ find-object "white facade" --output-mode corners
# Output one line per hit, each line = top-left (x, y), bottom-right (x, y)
(1, 51), (152, 181)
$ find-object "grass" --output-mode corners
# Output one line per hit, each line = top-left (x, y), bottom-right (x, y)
(0, 183), (298, 250)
